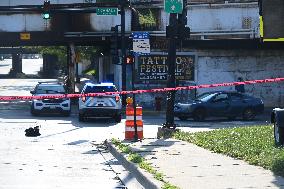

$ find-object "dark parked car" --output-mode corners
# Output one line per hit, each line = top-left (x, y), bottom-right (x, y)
(174, 91), (264, 121)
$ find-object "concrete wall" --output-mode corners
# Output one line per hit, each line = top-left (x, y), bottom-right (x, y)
(0, 2), (258, 35)
(188, 3), (259, 32)
(196, 50), (284, 107)
(0, 14), (51, 32)
(160, 2), (259, 37)
(0, 10), (131, 32)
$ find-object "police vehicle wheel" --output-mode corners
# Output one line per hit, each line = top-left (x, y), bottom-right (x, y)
(79, 114), (85, 122)
(274, 120), (284, 146)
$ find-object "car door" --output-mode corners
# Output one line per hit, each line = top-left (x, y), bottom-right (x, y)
(208, 93), (230, 116)
(228, 93), (246, 116)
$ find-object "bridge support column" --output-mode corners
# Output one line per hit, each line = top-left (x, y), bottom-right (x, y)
(42, 54), (58, 78)
(11, 53), (22, 76)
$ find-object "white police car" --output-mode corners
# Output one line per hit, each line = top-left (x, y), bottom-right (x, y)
(78, 82), (122, 122)
(30, 82), (71, 116)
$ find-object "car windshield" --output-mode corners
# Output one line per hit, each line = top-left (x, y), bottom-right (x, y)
(195, 93), (217, 102)
(35, 85), (65, 94)
(84, 85), (117, 94)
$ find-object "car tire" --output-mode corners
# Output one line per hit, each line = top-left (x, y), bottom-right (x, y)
(193, 108), (206, 121)
(114, 114), (122, 123)
(79, 113), (85, 122)
(178, 116), (188, 121)
(242, 108), (255, 121)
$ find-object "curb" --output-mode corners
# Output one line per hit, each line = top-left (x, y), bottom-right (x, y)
(104, 140), (163, 189)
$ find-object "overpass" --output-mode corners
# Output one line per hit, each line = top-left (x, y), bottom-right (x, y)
(0, 0), (283, 94)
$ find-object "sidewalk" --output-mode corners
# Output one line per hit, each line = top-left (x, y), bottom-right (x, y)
(107, 137), (284, 189)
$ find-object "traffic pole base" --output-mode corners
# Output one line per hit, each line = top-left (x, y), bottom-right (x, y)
(157, 126), (180, 139)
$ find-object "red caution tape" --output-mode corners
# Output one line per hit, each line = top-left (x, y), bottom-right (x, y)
(0, 77), (284, 101)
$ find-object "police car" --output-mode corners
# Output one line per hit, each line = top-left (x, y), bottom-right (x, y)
(78, 82), (122, 122)
(30, 82), (71, 116)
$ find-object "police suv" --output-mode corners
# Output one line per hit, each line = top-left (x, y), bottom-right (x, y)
(30, 82), (71, 116)
(78, 82), (122, 122)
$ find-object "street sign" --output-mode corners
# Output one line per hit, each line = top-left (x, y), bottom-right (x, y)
(132, 32), (150, 56)
(96, 8), (118, 15)
(138, 55), (195, 81)
(20, 33), (30, 40)
(164, 0), (183, 14)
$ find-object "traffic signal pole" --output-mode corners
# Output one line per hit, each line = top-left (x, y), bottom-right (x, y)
(120, 0), (127, 106)
(163, 13), (178, 129)
(163, 0), (189, 130)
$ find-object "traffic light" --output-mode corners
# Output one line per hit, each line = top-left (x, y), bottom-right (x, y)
(166, 25), (177, 38)
(178, 25), (191, 40)
(177, 1), (190, 40)
(43, 0), (51, 19)
(126, 55), (134, 64)
(110, 25), (119, 64)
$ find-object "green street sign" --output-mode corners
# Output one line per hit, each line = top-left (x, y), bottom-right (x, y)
(164, 0), (183, 14)
(96, 8), (118, 16)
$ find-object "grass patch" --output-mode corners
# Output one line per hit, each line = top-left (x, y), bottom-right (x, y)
(83, 68), (96, 76)
(111, 138), (180, 189)
(173, 125), (284, 177)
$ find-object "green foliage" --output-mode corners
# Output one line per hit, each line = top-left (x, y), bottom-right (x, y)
(83, 68), (96, 76)
(162, 183), (180, 189)
(128, 153), (143, 163)
(25, 46), (67, 66)
(24, 46), (99, 67)
(77, 46), (98, 60)
(111, 138), (120, 146)
(120, 145), (131, 154)
(173, 125), (284, 177)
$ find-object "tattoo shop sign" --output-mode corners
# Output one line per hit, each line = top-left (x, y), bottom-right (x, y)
(138, 55), (195, 81)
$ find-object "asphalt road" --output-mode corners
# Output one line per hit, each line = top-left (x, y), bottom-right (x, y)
(0, 109), (147, 189)
(0, 79), (144, 188)
(0, 77), (271, 189)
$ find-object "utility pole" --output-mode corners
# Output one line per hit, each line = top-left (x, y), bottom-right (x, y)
(163, 13), (178, 129)
(163, 0), (189, 130)
(67, 43), (76, 94)
(120, 0), (127, 106)
(131, 55), (138, 141)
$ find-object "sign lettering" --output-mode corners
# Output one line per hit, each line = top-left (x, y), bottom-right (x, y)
(138, 55), (195, 81)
